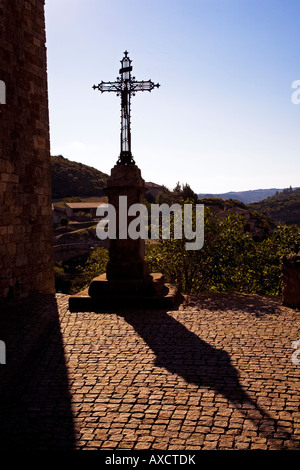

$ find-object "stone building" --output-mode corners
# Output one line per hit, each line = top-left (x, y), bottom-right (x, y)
(145, 181), (164, 202)
(65, 202), (107, 221)
(0, 0), (55, 300)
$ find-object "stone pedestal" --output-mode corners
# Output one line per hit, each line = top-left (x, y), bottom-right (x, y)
(68, 273), (182, 311)
(106, 163), (148, 280)
(281, 254), (300, 308)
(69, 163), (182, 312)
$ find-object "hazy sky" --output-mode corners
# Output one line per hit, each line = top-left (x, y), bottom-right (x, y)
(45, 0), (300, 194)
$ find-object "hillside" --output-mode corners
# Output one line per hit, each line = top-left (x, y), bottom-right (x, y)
(197, 197), (274, 240)
(198, 188), (285, 204)
(51, 155), (109, 199)
(248, 187), (300, 226)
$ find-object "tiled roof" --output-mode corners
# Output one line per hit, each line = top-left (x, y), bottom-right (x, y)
(145, 182), (163, 189)
(65, 202), (108, 209)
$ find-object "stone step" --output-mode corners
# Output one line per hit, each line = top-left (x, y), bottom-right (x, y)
(68, 279), (183, 312)
(88, 272), (166, 298)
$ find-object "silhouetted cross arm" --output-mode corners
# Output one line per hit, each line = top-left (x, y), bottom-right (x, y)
(130, 80), (160, 93)
(92, 81), (122, 94)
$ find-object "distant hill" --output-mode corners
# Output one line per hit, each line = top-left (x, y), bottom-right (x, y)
(51, 155), (109, 199)
(198, 188), (285, 204)
(248, 187), (300, 226)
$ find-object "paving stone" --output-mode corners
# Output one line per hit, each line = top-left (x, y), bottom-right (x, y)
(0, 291), (299, 450)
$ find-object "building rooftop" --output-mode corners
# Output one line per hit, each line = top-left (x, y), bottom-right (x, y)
(145, 182), (164, 189)
(65, 202), (108, 209)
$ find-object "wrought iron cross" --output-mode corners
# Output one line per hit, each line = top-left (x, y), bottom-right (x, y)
(93, 51), (160, 165)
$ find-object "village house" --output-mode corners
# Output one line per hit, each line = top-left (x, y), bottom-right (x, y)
(65, 202), (107, 221)
(145, 181), (164, 201)
(52, 204), (66, 225)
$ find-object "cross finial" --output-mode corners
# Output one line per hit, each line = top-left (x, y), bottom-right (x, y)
(124, 50), (129, 58)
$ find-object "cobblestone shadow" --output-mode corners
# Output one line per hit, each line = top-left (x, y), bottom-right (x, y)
(0, 295), (75, 450)
(122, 309), (291, 444)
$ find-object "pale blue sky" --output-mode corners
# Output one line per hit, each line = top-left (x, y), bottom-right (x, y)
(45, 0), (300, 194)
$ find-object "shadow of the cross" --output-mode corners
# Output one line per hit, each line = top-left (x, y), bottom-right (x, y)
(121, 309), (292, 446)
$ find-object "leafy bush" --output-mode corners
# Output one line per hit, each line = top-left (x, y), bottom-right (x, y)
(51, 155), (108, 199)
(69, 247), (109, 294)
(63, 197), (82, 203)
(54, 265), (71, 292)
(145, 207), (300, 296)
(54, 247), (109, 294)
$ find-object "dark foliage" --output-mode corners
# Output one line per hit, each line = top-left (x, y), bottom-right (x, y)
(249, 187), (300, 226)
(51, 155), (109, 199)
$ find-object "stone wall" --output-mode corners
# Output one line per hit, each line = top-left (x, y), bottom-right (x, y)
(281, 254), (300, 309)
(0, 0), (55, 300)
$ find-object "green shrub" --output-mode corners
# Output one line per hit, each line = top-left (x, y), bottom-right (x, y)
(60, 217), (69, 227)
(54, 247), (109, 294)
(145, 207), (300, 296)
(70, 247), (109, 294)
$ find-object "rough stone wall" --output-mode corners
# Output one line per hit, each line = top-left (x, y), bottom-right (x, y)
(0, 0), (55, 300)
(281, 253), (300, 308)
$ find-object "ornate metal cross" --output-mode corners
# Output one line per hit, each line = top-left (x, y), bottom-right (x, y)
(93, 51), (160, 165)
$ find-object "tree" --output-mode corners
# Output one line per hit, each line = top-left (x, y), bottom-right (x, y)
(60, 217), (69, 227)
(173, 182), (198, 204)
(156, 183), (198, 206)
(156, 186), (176, 205)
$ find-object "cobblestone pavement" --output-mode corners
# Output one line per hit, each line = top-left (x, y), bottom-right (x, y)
(0, 292), (299, 450)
